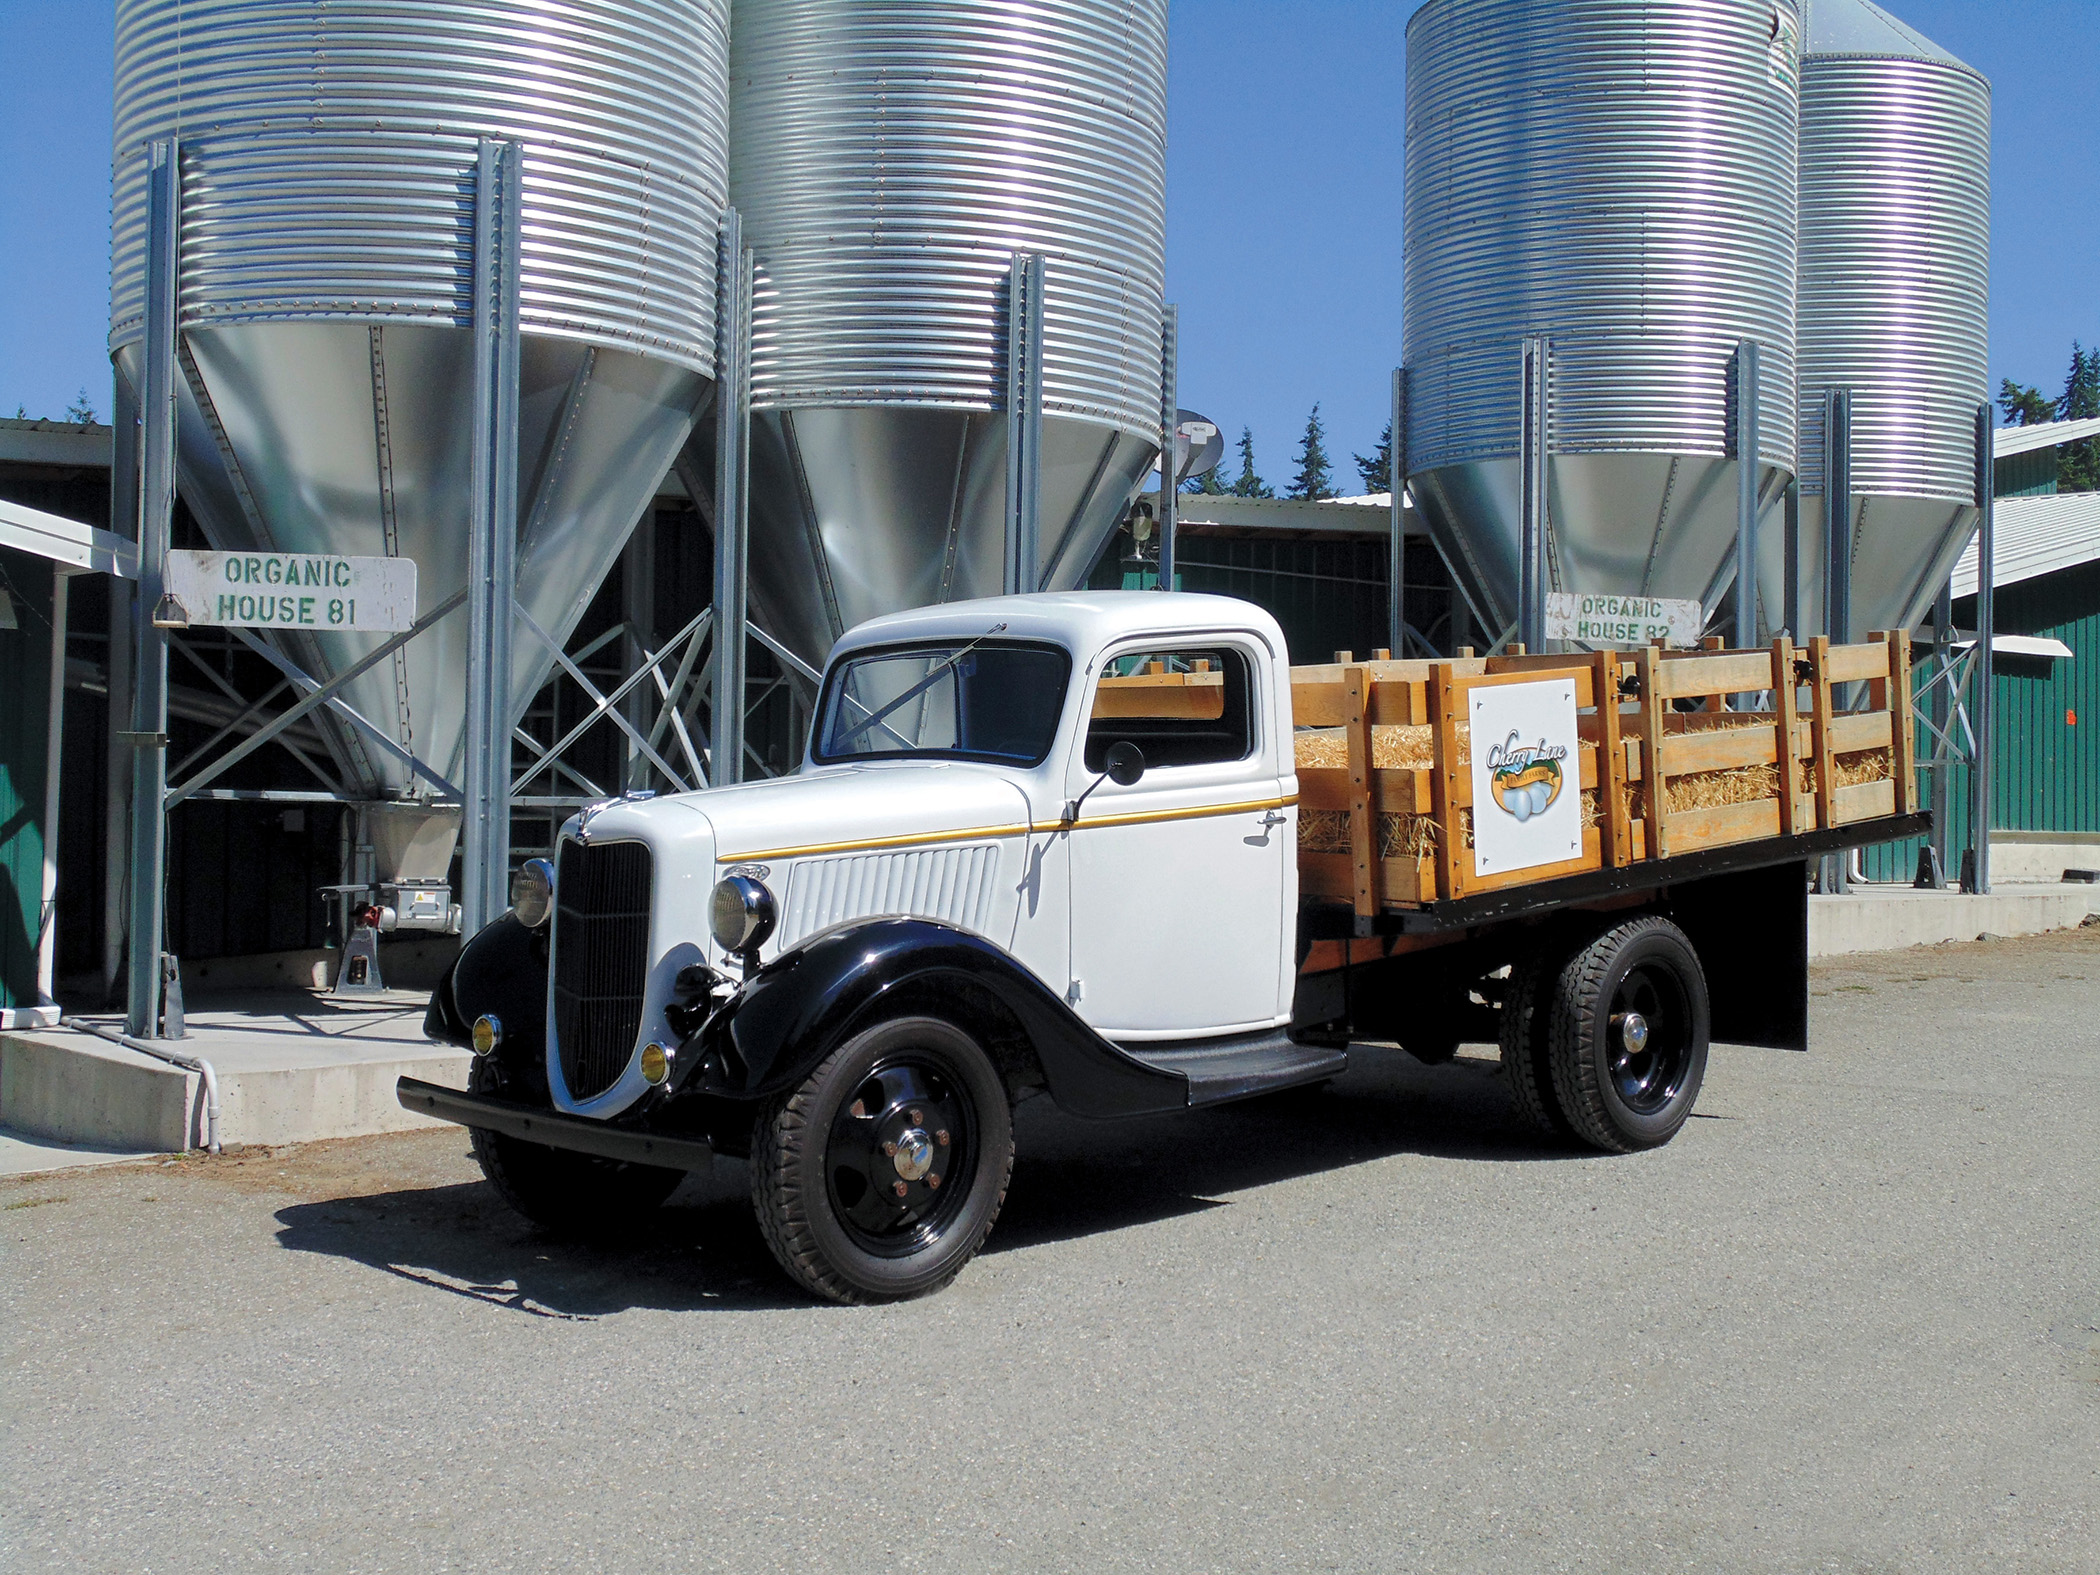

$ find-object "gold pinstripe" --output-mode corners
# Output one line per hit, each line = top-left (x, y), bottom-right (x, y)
(718, 794), (1298, 863)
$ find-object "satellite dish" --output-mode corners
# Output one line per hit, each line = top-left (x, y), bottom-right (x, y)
(1151, 408), (1224, 485)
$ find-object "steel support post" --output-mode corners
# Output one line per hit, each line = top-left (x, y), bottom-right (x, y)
(711, 210), (753, 787)
(1157, 303), (1178, 593)
(622, 509), (657, 789)
(1821, 386), (1853, 894)
(104, 366), (138, 1005)
(124, 139), (179, 1037)
(1782, 479), (1800, 642)
(1825, 387), (1853, 645)
(1928, 581), (1953, 886)
(1390, 366), (1408, 656)
(1967, 403), (1994, 894)
(460, 139), (524, 936)
(1733, 339), (1762, 650)
(1003, 252), (1045, 597)
(1519, 337), (1551, 652)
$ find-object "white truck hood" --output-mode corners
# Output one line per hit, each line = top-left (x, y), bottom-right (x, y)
(674, 761), (1040, 956)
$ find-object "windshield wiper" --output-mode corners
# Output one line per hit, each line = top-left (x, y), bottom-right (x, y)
(830, 621), (1009, 751)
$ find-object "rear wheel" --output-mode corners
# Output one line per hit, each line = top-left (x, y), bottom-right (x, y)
(1546, 917), (1709, 1152)
(751, 1015), (1013, 1305)
(1499, 948), (1572, 1138)
(466, 1057), (686, 1236)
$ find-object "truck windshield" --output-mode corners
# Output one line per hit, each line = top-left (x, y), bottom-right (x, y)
(814, 640), (1072, 766)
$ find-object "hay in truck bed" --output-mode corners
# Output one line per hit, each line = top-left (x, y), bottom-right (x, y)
(1290, 633), (1927, 934)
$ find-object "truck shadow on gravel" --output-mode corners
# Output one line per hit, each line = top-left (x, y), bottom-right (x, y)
(272, 1048), (1581, 1316)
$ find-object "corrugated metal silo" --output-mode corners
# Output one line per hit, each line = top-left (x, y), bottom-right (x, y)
(727, 0), (1169, 668)
(1403, 0), (1801, 643)
(110, 0), (729, 831)
(1769, 0), (1990, 640)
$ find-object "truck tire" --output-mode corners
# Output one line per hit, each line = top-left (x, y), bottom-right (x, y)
(466, 1058), (686, 1236)
(1499, 948), (1573, 1139)
(1546, 916), (1710, 1153)
(751, 1014), (1014, 1305)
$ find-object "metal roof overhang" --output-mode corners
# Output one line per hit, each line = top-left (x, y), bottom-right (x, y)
(0, 497), (138, 578)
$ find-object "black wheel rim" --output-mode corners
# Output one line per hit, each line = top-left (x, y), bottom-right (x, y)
(1607, 963), (1693, 1115)
(824, 1055), (975, 1258)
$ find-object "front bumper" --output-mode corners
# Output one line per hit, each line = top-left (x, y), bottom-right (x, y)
(397, 1076), (714, 1171)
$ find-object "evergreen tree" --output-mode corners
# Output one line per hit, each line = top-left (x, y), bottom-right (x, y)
(1353, 420), (1394, 495)
(1997, 378), (2054, 427)
(2059, 342), (2100, 493)
(1229, 426), (1274, 498)
(1287, 403), (1336, 501)
(63, 388), (97, 425)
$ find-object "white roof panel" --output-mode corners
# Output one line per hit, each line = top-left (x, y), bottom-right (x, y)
(1994, 416), (2100, 459)
(1950, 492), (2100, 598)
(0, 498), (138, 578)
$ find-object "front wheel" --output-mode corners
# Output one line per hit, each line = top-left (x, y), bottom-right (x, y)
(751, 1015), (1014, 1304)
(1546, 916), (1710, 1152)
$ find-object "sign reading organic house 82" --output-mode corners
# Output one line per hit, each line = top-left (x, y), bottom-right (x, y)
(164, 550), (417, 632)
(1469, 677), (1582, 879)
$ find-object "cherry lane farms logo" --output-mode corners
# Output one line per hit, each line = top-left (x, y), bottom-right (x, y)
(1486, 730), (1568, 823)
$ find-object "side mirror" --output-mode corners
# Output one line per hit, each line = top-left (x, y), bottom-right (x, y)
(1105, 741), (1146, 786)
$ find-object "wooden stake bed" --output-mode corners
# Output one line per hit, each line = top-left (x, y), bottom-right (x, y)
(1291, 635), (1919, 919)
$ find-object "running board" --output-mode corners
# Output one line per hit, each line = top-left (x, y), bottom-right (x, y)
(1119, 1033), (1348, 1108)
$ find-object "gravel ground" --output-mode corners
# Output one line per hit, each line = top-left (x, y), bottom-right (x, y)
(4, 929), (2096, 1574)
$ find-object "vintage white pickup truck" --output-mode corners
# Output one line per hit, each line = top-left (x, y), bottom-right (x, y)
(402, 590), (1923, 1302)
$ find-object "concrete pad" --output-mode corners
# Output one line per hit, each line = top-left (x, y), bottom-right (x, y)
(1810, 881), (2100, 956)
(0, 1124), (161, 1177)
(0, 990), (472, 1153)
(1989, 832), (2100, 884)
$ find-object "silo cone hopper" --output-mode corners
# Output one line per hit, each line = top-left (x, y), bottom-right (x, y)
(114, 323), (707, 813)
(110, 0), (731, 890)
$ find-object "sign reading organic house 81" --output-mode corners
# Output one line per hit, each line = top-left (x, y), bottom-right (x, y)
(164, 550), (417, 632)
(1469, 677), (1582, 879)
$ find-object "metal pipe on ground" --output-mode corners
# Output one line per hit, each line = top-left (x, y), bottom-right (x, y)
(60, 1016), (221, 1155)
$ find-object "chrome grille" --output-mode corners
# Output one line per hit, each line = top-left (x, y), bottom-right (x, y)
(553, 840), (654, 1102)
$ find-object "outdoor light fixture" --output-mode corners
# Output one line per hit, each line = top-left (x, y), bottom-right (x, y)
(510, 857), (555, 928)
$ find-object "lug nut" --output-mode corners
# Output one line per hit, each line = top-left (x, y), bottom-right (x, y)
(926, 1173), (941, 1190)
(935, 1129), (950, 1147)
(882, 1141), (898, 1157)
(909, 1108), (924, 1124)
(892, 1181), (908, 1199)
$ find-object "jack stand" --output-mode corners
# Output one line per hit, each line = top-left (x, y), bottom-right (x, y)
(1913, 846), (1945, 890)
(159, 953), (187, 1039)
(1958, 847), (1980, 895)
(334, 916), (386, 995)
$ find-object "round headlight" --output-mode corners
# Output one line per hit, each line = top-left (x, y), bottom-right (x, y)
(510, 857), (555, 928)
(471, 1014), (502, 1057)
(709, 874), (777, 957)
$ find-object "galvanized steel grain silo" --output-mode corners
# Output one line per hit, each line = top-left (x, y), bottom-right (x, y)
(1768, 0), (1990, 640)
(727, 0), (1169, 668)
(1403, 0), (1801, 645)
(110, 0), (729, 850)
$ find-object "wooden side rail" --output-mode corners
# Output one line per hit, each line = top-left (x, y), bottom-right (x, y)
(1291, 632), (1916, 914)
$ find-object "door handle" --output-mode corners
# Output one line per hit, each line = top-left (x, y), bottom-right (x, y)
(1259, 810), (1288, 827)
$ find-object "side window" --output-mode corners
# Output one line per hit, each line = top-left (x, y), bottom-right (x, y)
(1085, 646), (1254, 772)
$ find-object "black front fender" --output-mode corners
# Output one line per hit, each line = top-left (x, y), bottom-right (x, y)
(425, 912), (550, 1103)
(679, 918), (1188, 1119)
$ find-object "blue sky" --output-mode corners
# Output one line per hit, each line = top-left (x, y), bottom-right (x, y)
(2, 1), (2094, 491)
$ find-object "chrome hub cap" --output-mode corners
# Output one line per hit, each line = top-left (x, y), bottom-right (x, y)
(893, 1128), (935, 1182)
